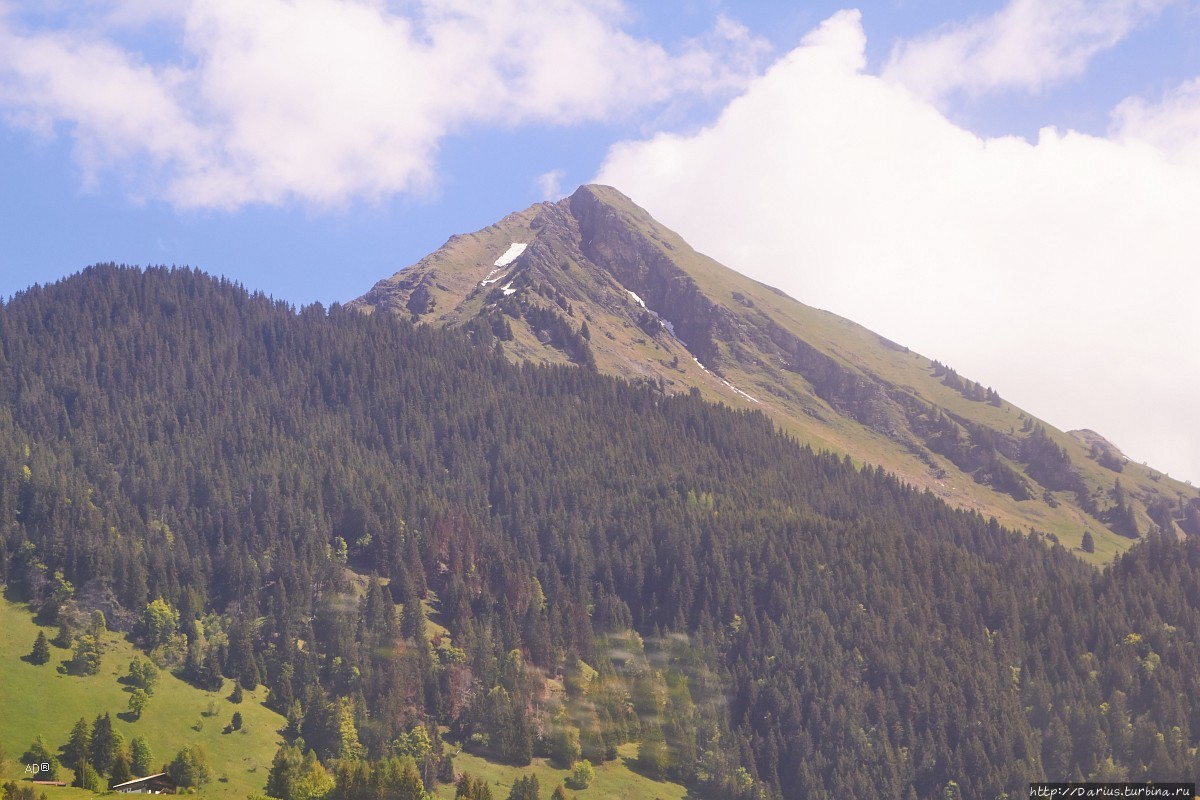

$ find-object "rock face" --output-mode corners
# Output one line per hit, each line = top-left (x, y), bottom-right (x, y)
(352, 184), (1194, 554)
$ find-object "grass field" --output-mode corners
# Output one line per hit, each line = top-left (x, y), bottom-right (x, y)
(435, 743), (689, 800)
(0, 593), (284, 800)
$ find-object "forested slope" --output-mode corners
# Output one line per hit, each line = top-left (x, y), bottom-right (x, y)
(2, 266), (1199, 799)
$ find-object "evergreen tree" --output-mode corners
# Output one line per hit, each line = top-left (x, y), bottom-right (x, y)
(29, 631), (50, 665)
(507, 775), (539, 800)
(109, 750), (133, 788)
(63, 717), (91, 781)
(90, 713), (117, 776)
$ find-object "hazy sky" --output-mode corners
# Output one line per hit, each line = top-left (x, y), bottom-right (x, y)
(1, 1), (1197, 485)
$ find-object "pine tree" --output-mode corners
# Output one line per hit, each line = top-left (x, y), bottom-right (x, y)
(29, 631), (50, 665)
(399, 579), (426, 642)
(507, 775), (539, 800)
(64, 717), (91, 781)
(90, 713), (117, 776)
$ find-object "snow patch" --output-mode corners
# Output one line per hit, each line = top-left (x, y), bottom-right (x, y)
(480, 242), (527, 286)
(501, 281), (516, 296)
(691, 357), (760, 404)
(494, 242), (527, 267)
(628, 290), (646, 308)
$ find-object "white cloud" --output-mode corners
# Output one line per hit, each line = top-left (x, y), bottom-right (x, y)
(884, 0), (1175, 104)
(0, 0), (765, 209)
(535, 168), (567, 200)
(0, 21), (207, 193)
(598, 9), (1200, 484)
(1112, 76), (1200, 162)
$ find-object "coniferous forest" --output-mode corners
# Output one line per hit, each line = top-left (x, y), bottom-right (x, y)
(3, 265), (1200, 799)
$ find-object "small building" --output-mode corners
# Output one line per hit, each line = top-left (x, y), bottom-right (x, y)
(111, 773), (177, 794)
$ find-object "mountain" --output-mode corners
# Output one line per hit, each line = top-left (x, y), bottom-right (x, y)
(353, 184), (1198, 558)
(4, 266), (1200, 799)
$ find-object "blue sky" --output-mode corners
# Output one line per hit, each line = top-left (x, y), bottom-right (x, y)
(2, 0), (1199, 486)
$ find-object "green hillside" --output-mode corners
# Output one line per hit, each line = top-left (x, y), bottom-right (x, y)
(4, 266), (1200, 798)
(0, 596), (283, 800)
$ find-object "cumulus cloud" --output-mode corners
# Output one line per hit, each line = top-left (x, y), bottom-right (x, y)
(0, 0), (765, 209)
(1112, 76), (1200, 162)
(598, 9), (1200, 483)
(884, 0), (1175, 104)
(0, 19), (205, 191)
(535, 168), (567, 200)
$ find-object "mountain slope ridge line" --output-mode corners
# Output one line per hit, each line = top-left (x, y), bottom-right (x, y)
(353, 184), (1198, 558)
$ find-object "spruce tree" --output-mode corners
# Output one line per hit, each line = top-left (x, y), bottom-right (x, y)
(64, 717), (91, 781)
(90, 713), (117, 776)
(29, 631), (50, 665)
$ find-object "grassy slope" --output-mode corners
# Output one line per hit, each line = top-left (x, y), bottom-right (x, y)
(591, 185), (1196, 559)
(435, 744), (687, 800)
(0, 594), (283, 800)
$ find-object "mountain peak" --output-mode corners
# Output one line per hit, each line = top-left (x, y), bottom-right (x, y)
(351, 185), (1195, 556)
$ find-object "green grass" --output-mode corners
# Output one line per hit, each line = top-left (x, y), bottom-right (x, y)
(0, 593), (284, 800)
(435, 743), (688, 800)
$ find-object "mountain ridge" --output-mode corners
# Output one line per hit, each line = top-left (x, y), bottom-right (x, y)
(353, 184), (1199, 557)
